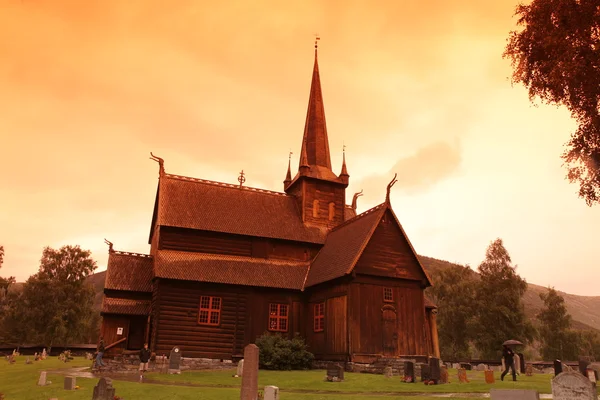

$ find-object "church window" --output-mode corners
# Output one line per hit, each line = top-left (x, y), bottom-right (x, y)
(198, 296), (221, 326)
(313, 303), (325, 332)
(313, 200), (320, 217)
(268, 303), (289, 332)
(328, 202), (335, 221)
(384, 287), (393, 302)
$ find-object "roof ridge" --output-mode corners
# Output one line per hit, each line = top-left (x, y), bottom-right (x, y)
(158, 249), (310, 266)
(112, 250), (152, 259)
(164, 173), (288, 197)
(330, 203), (386, 232)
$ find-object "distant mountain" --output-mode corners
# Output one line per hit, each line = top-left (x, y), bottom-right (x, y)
(418, 255), (600, 332)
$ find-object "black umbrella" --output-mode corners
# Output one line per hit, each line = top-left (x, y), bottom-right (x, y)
(503, 339), (523, 346)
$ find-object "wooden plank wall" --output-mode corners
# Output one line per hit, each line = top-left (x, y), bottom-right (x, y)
(349, 278), (427, 358)
(244, 289), (304, 343)
(101, 315), (130, 356)
(302, 181), (346, 228)
(354, 210), (426, 281)
(155, 280), (248, 359)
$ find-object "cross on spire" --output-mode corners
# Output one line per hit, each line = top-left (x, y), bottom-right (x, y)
(314, 34), (320, 49)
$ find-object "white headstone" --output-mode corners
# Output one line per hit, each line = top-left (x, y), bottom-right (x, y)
(476, 363), (486, 371)
(37, 371), (47, 386)
(264, 385), (280, 400)
(490, 389), (540, 400)
(551, 370), (596, 400)
(513, 354), (521, 375)
(237, 359), (244, 377)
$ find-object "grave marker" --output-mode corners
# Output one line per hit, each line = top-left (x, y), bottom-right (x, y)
(553, 359), (563, 376)
(240, 344), (259, 400)
(485, 369), (495, 384)
(264, 385), (279, 400)
(168, 346), (182, 374)
(92, 377), (116, 400)
(326, 363), (344, 381)
(429, 357), (441, 383)
(63, 376), (76, 390)
(458, 368), (470, 383)
(490, 389), (540, 400)
(37, 371), (47, 386)
(552, 370), (596, 400)
(236, 359), (244, 377)
(384, 366), (393, 378)
(439, 366), (449, 384)
(403, 361), (415, 383)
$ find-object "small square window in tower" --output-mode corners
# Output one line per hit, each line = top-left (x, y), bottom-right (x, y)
(383, 288), (393, 303)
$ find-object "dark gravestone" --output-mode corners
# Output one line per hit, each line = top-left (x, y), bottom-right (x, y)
(92, 377), (116, 400)
(168, 346), (182, 374)
(326, 363), (344, 381)
(554, 359), (563, 376)
(420, 364), (431, 381)
(63, 376), (76, 390)
(518, 353), (525, 373)
(460, 362), (472, 371)
(403, 361), (415, 383)
(429, 357), (441, 383)
(579, 358), (591, 376)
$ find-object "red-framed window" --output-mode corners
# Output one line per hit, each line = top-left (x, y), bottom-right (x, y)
(268, 303), (289, 332)
(198, 296), (221, 326)
(314, 303), (325, 332)
(384, 287), (393, 302)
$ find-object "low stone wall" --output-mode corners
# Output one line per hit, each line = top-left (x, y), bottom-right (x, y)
(101, 355), (236, 373)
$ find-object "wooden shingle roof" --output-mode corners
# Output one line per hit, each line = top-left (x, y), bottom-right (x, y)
(101, 297), (151, 316)
(151, 174), (327, 244)
(154, 250), (310, 290)
(305, 204), (387, 287)
(104, 251), (153, 293)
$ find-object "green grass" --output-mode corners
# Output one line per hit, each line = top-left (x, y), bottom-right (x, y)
(1, 356), (596, 399)
(146, 367), (555, 393)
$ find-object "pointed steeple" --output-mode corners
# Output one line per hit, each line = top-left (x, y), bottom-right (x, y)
(284, 152), (293, 188)
(298, 39), (332, 171)
(340, 144), (349, 183)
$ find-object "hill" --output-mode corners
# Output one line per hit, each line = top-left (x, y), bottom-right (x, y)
(418, 255), (600, 332)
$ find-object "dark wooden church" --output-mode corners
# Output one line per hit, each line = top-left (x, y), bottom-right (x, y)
(101, 45), (440, 363)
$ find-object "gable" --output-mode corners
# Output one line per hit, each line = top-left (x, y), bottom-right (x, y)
(354, 209), (429, 283)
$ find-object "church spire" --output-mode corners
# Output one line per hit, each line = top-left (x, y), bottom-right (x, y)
(340, 143), (349, 182)
(298, 36), (332, 171)
(284, 151), (293, 187)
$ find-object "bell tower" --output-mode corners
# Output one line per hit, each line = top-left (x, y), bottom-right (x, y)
(284, 39), (349, 229)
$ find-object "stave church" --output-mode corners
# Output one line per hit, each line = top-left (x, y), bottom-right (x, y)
(101, 43), (440, 363)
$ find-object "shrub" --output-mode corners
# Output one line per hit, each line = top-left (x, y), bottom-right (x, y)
(255, 332), (314, 370)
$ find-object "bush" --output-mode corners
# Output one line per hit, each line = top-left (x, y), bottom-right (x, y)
(255, 332), (314, 370)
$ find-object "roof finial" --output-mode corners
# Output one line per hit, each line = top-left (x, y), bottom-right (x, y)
(314, 33), (320, 50)
(238, 170), (246, 188)
(385, 173), (398, 204)
(149, 152), (165, 175)
(352, 190), (363, 210)
(284, 151), (293, 188)
(104, 238), (114, 253)
(340, 142), (349, 178)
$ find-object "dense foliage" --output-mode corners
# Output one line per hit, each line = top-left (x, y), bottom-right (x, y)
(428, 263), (478, 360)
(504, 0), (600, 206)
(255, 332), (314, 370)
(1, 245), (97, 348)
(473, 239), (535, 359)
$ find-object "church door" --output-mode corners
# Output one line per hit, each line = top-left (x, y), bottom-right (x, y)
(382, 306), (398, 356)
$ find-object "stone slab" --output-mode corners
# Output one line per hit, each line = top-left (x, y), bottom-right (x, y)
(490, 389), (540, 400)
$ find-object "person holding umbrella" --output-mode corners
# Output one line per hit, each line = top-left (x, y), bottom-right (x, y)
(501, 339), (522, 381)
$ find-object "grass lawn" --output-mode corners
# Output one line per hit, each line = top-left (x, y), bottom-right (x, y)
(1, 356), (598, 399)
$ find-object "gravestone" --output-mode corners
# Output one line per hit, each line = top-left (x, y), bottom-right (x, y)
(586, 369), (597, 386)
(403, 361), (415, 383)
(452, 363), (460, 369)
(25, 357), (32, 364)
(240, 344), (259, 400)
(513, 354), (521, 375)
(236, 359), (244, 377)
(384, 366), (393, 378)
(37, 371), (47, 386)
(485, 369), (495, 384)
(439, 366), (449, 384)
(64, 376), (76, 390)
(476, 363), (486, 371)
(517, 353), (525, 373)
(420, 364), (431, 381)
(579, 357), (591, 376)
(458, 368), (469, 383)
(553, 359), (563, 376)
(168, 346), (182, 374)
(326, 363), (344, 381)
(551, 370), (596, 400)
(92, 377), (116, 400)
(460, 362), (472, 371)
(490, 389), (540, 400)
(264, 385), (279, 400)
(429, 357), (441, 383)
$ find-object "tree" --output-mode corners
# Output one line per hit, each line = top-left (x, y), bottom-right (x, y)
(4, 245), (97, 348)
(428, 263), (478, 360)
(538, 287), (580, 360)
(0, 245), (15, 299)
(504, 0), (600, 206)
(473, 238), (535, 359)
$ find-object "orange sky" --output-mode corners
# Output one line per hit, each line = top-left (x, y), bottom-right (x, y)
(1, 0), (598, 296)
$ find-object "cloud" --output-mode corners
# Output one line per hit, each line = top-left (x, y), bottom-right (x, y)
(355, 140), (462, 203)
